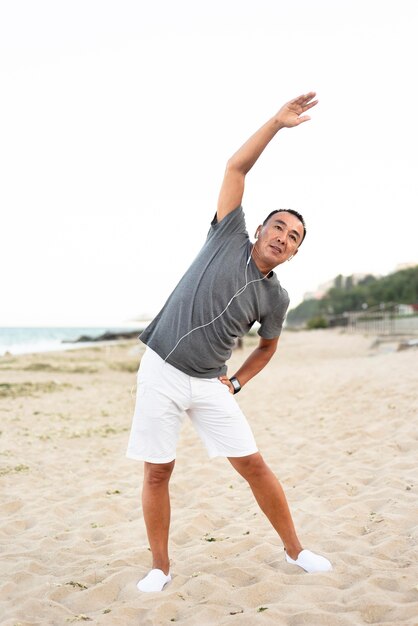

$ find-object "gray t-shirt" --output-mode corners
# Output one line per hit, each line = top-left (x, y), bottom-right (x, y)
(140, 206), (289, 378)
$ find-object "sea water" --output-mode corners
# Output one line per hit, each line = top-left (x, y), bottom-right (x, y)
(0, 327), (141, 356)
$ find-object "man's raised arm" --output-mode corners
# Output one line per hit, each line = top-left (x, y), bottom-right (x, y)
(216, 92), (318, 223)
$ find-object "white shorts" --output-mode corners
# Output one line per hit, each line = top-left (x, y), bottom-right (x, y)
(126, 348), (258, 463)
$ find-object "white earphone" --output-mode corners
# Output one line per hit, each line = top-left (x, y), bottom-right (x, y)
(164, 244), (269, 362)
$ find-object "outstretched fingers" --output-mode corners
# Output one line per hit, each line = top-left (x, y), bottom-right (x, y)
(291, 91), (317, 104)
(302, 98), (318, 112)
(289, 92), (318, 124)
(291, 92), (318, 111)
(276, 91), (318, 128)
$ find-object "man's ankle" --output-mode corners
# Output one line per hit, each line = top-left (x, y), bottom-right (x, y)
(152, 561), (170, 575)
(285, 545), (303, 561)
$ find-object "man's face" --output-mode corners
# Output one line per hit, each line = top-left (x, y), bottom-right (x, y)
(254, 212), (304, 271)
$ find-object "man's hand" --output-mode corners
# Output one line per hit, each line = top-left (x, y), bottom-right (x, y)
(218, 375), (234, 394)
(216, 91), (318, 222)
(275, 92), (318, 128)
(218, 336), (279, 393)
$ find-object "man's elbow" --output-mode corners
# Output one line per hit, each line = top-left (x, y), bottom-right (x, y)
(226, 157), (246, 175)
(261, 344), (277, 361)
(258, 337), (279, 360)
(268, 346), (277, 360)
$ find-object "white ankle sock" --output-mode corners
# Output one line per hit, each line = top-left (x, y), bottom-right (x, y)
(285, 549), (332, 573)
(137, 568), (171, 592)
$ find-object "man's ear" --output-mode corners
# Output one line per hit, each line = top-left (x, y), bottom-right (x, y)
(254, 225), (262, 239)
(288, 249), (299, 261)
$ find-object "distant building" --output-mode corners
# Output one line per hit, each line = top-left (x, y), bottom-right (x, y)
(303, 280), (333, 301)
(395, 262), (418, 271)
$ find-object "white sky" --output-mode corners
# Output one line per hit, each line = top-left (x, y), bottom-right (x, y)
(1, 0), (417, 326)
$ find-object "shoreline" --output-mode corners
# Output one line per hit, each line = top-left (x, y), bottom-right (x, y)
(2, 326), (417, 359)
(0, 327), (145, 358)
(0, 338), (142, 358)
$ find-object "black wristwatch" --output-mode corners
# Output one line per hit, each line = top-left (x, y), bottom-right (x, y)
(229, 376), (241, 394)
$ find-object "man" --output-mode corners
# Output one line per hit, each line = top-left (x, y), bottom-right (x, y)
(127, 92), (332, 593)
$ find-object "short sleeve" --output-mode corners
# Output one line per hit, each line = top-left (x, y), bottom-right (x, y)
(258, 289), (290, 339)
(206, 206), (248, 241)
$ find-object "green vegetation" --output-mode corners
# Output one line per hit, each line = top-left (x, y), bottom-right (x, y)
(0, 464), (30, 476)
(109, 360), (139, 373)
(65, 581), (88, 590)
(287, 265), (418, 326)
(306, 316), (329, 329)
(39, 424), (129, 441)
(0, 381), (71, 398)
(287, 298), (321, 325)
(23, 363), (98, 373)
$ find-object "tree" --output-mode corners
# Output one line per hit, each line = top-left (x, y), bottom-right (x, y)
(286, 266), (418, 324)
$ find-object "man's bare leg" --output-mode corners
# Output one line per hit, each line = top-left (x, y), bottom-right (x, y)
(141, 460), (175, 575)
(228, 452), (332, 572)
(228, 452), (302, 559)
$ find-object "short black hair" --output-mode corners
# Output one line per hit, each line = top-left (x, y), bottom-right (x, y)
(262, 209), (306, 245)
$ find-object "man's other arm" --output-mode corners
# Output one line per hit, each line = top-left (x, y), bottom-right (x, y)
(216, 92), (317, 223)
(218, 336), (279, 392)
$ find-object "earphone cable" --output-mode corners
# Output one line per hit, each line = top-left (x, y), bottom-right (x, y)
(164, 247), (269, 362)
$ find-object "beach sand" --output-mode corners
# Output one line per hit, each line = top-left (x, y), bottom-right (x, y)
(1, 330), (417, 625)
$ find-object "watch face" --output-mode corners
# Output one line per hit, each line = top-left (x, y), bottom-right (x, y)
(231, 378), (241, 392)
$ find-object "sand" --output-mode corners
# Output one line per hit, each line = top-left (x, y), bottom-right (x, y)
(0, 330), (417, 625)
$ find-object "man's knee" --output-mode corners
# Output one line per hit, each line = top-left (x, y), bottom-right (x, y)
(143, 460), (175, 486)
(228, 452), (269, 481)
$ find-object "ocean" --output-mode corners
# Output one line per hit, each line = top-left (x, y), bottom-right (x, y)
(0, 327), (142, 357)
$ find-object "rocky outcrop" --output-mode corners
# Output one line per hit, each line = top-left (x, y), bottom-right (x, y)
(62, 330), (142, 344)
